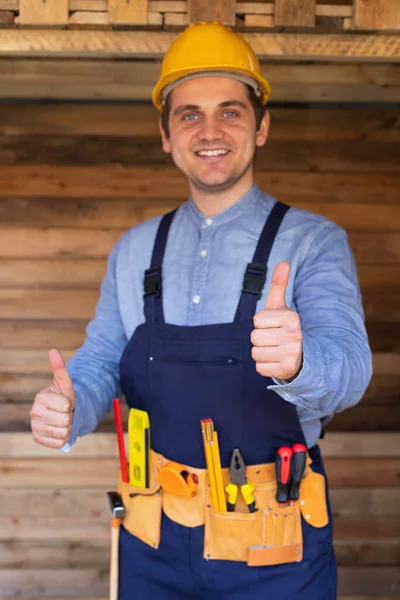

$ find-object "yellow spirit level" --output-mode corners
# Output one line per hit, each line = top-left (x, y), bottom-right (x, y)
(128, 408), (150, 488)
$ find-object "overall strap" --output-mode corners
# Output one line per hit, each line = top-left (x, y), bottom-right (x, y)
(234, 201), (290, 323)
(143, 209), (177, 322)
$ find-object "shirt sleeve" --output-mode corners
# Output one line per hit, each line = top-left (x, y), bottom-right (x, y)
(268, 222), (373, 417)
(60, 237), (128, 453)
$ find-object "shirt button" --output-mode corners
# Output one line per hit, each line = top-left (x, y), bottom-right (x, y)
(204, 218), (213, 227)
(200, 250), (208, 258)
(193, 295), (201, 304)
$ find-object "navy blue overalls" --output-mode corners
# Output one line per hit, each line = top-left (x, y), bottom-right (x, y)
(119, 201), (337, 600)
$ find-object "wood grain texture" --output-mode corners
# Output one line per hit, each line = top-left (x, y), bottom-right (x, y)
(0, 568), (399, 596)
(0, 30), (399, 60)
(0, 167), (398, 204)
(354, 0), (400, 30)
(108, 0), (148, 24)
(188, 0), (235, 25)
(1, 136), (398, 173)
(0, 456), (399, 487)
(2, 432), (400, 458)
(0, 287), (399, 323)
(1, 197), (400, 231)
(19, 0), (68, 24)
(0, 536), (398, 568)
(274, 0), (316, 27)
(3, 401), (399, 433)
(0, 59), (398, 103)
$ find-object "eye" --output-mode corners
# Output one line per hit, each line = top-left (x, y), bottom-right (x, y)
(183, 113), (199, 121)
(223, 110), (238, 118)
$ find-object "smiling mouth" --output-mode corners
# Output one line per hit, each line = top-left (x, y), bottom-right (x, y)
(195, 149), (231, 157)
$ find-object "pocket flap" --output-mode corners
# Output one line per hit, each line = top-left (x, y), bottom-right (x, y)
(299, 470), (329, 528)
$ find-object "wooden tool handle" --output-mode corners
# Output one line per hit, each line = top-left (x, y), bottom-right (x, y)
(110, 518), (121, 600)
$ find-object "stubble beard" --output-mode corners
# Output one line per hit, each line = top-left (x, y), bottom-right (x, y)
(187, 154), (255, 195)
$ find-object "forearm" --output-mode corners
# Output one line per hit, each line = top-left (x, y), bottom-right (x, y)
(269, 327), (372, 414)
(269, 222), (373, 415)
(60, 238), (128, 451)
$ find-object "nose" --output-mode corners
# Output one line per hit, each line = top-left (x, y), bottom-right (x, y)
(199, 115), (223, 142)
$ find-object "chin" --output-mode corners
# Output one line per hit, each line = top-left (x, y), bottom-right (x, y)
(192, 177), (237, 194)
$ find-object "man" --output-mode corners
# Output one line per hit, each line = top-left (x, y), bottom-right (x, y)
(31, 22), (372, 599)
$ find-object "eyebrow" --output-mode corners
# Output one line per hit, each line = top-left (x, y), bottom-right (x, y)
(172, 100), (248, 117)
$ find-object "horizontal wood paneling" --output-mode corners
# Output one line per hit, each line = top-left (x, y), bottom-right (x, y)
(0, 350), (398, 375)
(1, 432), (399, 459)
(1, 198), (400, 232)
(0, 105), (398, 142)
(0, 167), (399, 204)
(1, 136), (399, 173)
(3, 401), (400, 432)
(1, 229), (400, 264)
(1, 456), (399, 487)
(0, 288), (398, 322)
(1, 567), (399, 596)
(0, 101), (398, 597)
(0, 60), (399, 102)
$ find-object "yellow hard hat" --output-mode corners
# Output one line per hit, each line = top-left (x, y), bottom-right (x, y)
(152, 22), (271, 111)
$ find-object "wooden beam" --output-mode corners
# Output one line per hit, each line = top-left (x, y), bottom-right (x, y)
(236, 2), (274, 15)
(69, 0), (108, 9)
(245, 15), (274, 27)
(19, 0), (68, 25)
(0, 59), (399, 102)
(108, 0), (148, 24)
(354, 0), (400, 31)
(188, 0), (235, 25)
(274, 0), (316, 27)
(68, 10), (162, 27)
(0, 30), (398, 60)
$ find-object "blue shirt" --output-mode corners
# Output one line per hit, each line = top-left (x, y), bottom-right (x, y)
(62, 184), (372, 453)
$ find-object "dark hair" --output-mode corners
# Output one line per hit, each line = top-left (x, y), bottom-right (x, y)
(160, 84), (266, 139)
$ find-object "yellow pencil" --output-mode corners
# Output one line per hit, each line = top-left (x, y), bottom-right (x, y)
(201, 420), (219, 510)
(212, 430), (227, 512)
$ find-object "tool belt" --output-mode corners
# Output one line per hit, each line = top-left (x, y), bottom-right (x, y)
(118, 449), (329, 567)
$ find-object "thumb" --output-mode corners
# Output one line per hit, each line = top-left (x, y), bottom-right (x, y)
(265, 262), (290, 309)
(49, 348), (74, 403)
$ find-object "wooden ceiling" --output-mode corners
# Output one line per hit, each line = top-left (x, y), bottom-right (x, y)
(0, 0), (399, 102)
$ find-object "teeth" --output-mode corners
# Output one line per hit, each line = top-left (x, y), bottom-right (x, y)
(197, 150), (229, 156)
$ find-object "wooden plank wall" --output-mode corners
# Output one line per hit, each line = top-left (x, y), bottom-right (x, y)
(0, 100), (399, 598)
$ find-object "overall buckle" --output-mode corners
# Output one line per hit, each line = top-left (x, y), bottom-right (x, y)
(144, 266), (162, 297)
(242, 263), (267, 299)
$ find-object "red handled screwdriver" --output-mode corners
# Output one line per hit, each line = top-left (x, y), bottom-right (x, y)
(275, 446), (293, 505)
(289, 443), (307, 502)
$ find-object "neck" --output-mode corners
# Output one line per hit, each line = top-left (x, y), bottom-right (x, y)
(189, 172), (255, 217)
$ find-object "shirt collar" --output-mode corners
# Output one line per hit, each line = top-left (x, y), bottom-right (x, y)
(186, 183), (264, 227)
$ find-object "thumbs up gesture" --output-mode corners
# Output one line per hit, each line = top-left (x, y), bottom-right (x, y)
(30, 349), (76, 449)
(251, 262), (303, 381)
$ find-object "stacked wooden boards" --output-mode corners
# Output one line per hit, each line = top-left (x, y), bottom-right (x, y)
(0, 101), (399, 597)
(0, 0), (398, 31)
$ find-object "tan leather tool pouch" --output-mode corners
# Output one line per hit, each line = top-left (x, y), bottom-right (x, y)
(118, 455), (162, 549)
(203, 461), (328, 567)
(116, 451), (329, 565)
(299, 469), (329, 528)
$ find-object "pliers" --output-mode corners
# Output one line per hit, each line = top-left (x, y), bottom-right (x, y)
(225, 449), (258, 513)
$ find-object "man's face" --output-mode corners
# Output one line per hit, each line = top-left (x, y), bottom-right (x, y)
(159, 77), (269, 194)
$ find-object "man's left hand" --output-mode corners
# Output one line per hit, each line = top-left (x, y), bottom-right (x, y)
(251, 262), (303, 381)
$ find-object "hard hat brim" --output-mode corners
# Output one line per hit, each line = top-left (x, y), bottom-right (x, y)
(152, 68), (271, 111)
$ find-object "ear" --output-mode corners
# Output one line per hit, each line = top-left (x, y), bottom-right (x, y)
(255, 110), (270, 148)
(159, 117), (171, 154)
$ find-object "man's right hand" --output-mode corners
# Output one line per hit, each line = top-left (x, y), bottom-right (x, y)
(30, 349), (76, 449)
